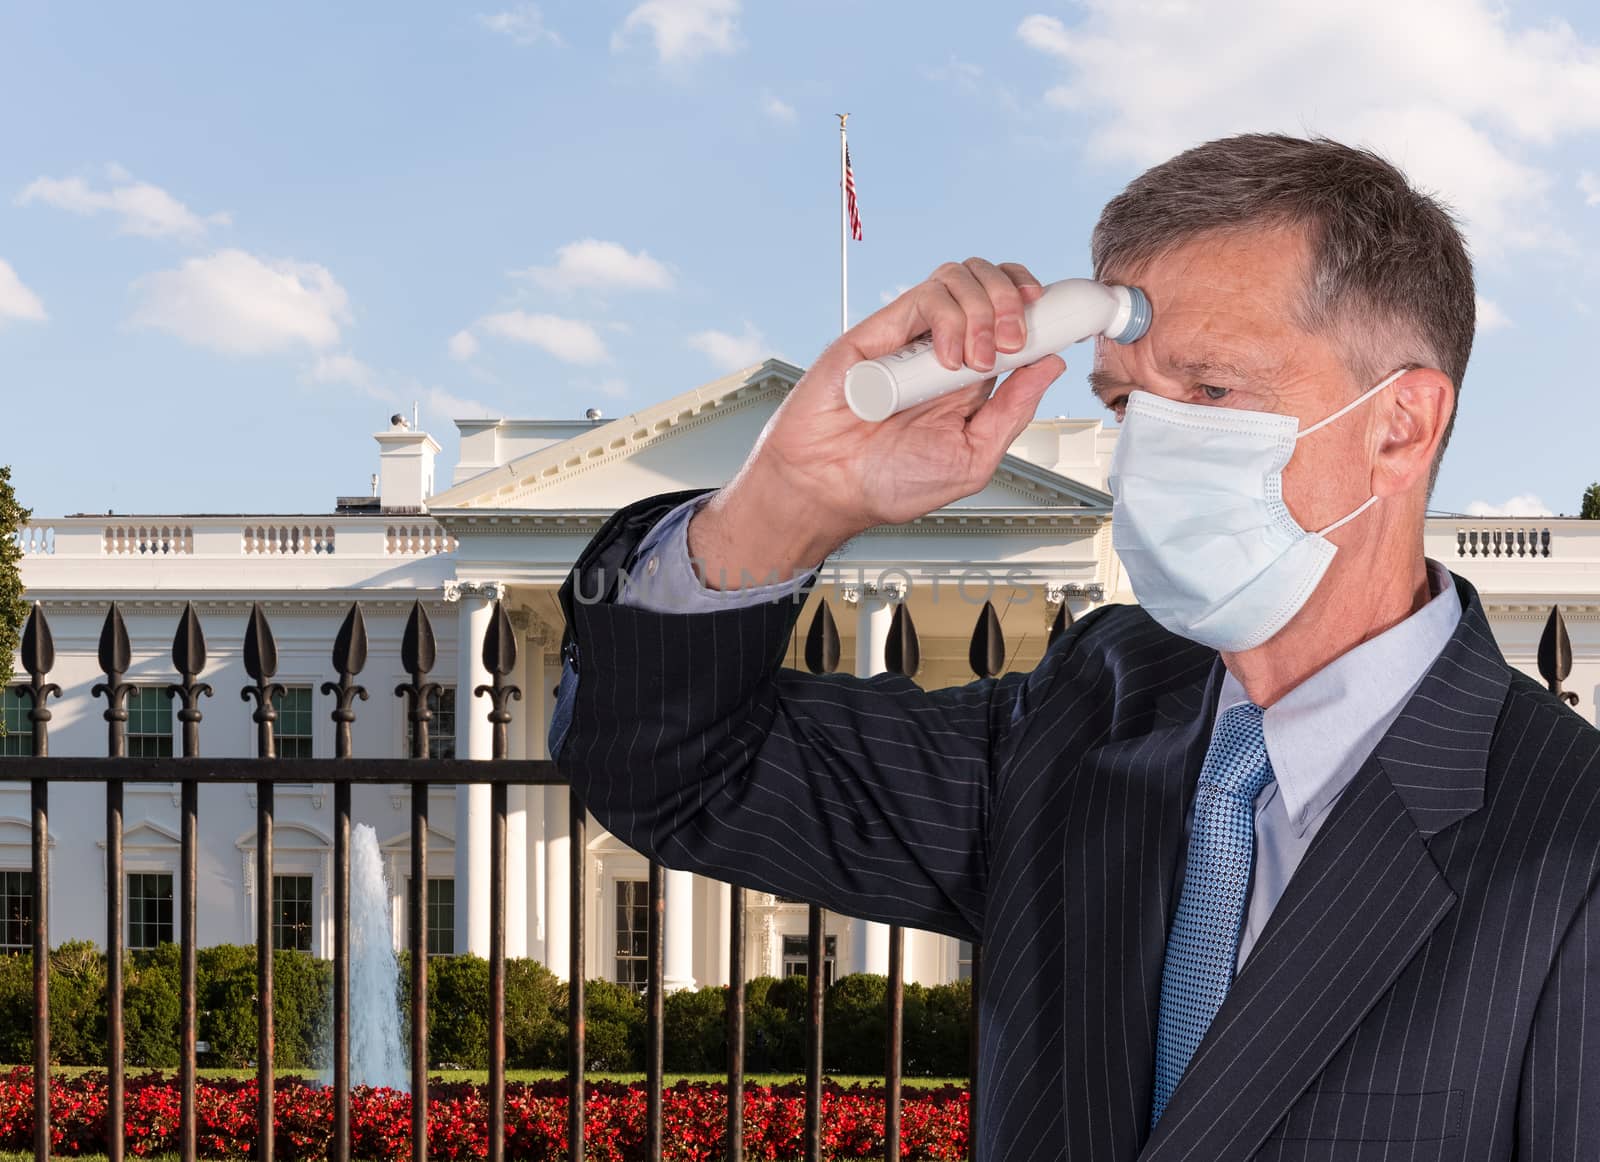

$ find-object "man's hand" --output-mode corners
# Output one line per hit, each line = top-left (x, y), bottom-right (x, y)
(689, 258), (1067, 590)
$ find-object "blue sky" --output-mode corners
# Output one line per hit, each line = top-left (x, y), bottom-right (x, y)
(3, 0), (1598, 519)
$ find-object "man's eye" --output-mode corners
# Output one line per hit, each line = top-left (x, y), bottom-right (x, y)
(1199, 384), (1230, 401)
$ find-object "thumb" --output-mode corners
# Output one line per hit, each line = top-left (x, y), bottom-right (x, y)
(965, 355), (1065, 454)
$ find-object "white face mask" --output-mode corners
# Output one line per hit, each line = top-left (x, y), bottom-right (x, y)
(1107, 369), (1404, 652)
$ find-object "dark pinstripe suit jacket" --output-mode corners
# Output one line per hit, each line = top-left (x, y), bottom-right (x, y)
(551, 490), (1600, 1161)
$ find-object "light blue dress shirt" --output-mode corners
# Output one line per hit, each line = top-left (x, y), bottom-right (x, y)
(616, 493), (1464, 968)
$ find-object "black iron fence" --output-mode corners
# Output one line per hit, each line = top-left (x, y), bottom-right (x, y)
(2, 597), (983, 1162)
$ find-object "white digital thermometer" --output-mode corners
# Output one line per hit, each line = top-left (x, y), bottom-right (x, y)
(844, 278), (1152, 422)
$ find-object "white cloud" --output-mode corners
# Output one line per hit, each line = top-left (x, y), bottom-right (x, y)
(1465, 493), (1553, 517)
(130, 249), (350, 355)
(1017, 14), (1073, 61)
(613, 0), (740, 64)
(477, 4), (560, 46)
(426, 386), (496, 420)
(448, 329), (480, 361)
(477, 311), (610, 364)
(307, 352), (378, 390)
(687, 322), (766, 370)
(762, 92), (796, 123)
(18, 167), (229, 240)
(924, 55), (985, 94)
(1581, 171), (1600, 206)
(1475, 295), (1512, 331)
(519, 239), (674, 293)
(0, 258), (47, 325)
(1015, 1), (1600, 255)
(879, 283), (913, 305)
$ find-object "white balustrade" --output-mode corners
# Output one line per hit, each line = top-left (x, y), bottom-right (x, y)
(13, 525), (54, 555)
(103, 524), (194, 557)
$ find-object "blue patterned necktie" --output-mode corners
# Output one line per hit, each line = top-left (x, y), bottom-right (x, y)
(1150, 702), (1275, 1126)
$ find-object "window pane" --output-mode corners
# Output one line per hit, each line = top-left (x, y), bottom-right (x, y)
(127, 688), (174, 759)
(0, 871), (32, 951)
(129, 872), (175, 949)
(0, 691), (33, 757)
(427, 877), (454, 956)
(614, 879), (648, 993)
(271, 874), (314, 952)
(271, 686), (315, 760)
(403, 687), (457, 759)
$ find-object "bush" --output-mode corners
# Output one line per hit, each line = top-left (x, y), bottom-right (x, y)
(429, 953), (489, 1068)
(912, 979), (971, 1077)
(0, 946), (974, 1078)
(743, 974), (806, 1073)
(663, 985), (727, 1072)
(48, 941), (107, 1066)
(824, 974), (887, 1074)
(583, 979), (643, 1072)
(197, 944), (259, 1068)
(504, 958), (564, 1069)
(271, 948), (332, 1070)
(124, 944), (181, 1067)
(0, 954), (33, 1064)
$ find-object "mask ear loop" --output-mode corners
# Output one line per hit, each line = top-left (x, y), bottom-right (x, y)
(1315, 494), (1380, 536)
(1295, 368), (1407, 441)
(1301, 368), (1407, 537)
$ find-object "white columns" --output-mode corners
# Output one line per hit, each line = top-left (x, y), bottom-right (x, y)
(522, 634), (552, 968)
(503, 611), (534, 960)
(845, 583), (894, 978)
(664, 868), (696, 992)
(449, 579), (501, 958)
(715, 881), (732, 987)
(545, 785), (571, 979)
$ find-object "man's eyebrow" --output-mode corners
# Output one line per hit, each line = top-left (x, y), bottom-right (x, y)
(1165, 356), (1257, 383)
(1087, 369), (1135, 400)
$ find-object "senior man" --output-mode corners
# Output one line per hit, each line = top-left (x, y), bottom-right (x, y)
(549, 134), (1600, 1159)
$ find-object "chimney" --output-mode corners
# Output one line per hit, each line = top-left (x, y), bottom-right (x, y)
(374, 413), (441, 512)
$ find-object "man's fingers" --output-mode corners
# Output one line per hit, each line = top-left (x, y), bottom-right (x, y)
(963, 259), (1027, 354)
(930, 261), (998, 372)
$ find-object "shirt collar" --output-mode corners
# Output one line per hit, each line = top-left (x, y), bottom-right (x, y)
(1214, 559), (1463, 834)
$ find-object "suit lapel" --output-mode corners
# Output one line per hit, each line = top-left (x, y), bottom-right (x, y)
(1138, 754), (1457, 1160)
(1059, 659), (1224, 1161)
(1138, 575), (1510, 1160)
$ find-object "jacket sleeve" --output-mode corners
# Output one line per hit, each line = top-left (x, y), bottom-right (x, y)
(548, 490), (1038, 941)
(1517, 880), (1600, 1153)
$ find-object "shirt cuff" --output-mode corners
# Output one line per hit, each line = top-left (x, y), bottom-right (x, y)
(616, 494), (815, 613)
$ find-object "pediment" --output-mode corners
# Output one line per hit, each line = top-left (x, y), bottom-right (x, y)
(430, 358), (1110, 517)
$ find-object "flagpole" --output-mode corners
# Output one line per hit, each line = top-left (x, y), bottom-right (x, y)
(838, 113), (849, 335)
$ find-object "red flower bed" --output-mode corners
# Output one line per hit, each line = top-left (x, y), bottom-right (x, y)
(0, 1069), (969, 1160)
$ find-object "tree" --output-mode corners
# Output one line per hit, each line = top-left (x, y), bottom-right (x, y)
(1582, 482), (1600, 521)
(0, 465), (28, 720)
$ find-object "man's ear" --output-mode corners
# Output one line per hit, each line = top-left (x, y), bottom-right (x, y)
(1372, 368), (1454, 498)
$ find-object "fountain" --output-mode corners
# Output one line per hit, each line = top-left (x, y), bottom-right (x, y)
(331, 822), (409, 1092)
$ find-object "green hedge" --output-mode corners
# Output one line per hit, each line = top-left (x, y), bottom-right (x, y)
(0, 946), (971, 1076)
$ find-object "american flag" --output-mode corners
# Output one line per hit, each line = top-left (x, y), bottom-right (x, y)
(845, 146), (863, 241)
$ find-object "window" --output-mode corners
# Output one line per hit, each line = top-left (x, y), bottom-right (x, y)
(783, 934), (837, 986)
(403, 688), (455, 759)
(427, 878), (454, 957)
(957, 940), (974, 982)
(0, 690), (32, 757)
(271, 687), (314, 759)
(615, 879), (649, 993)
(128, 873), (174, 949)
(272, 874), (314, 951)
(126, 688), (174, 758)
(0, 871), (32, 952)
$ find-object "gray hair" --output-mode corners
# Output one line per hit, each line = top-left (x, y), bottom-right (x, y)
(1092, 133), (1475, 465)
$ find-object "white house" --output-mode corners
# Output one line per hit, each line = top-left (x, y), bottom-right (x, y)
(7, 359), (1599, 993)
